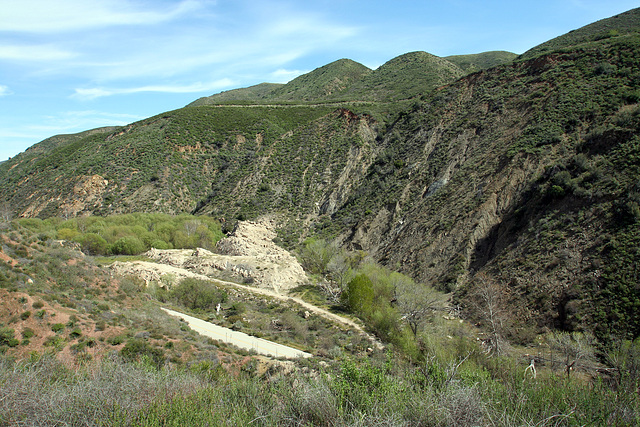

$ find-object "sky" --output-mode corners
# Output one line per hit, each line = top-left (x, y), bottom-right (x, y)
(1, 0), (639, 161)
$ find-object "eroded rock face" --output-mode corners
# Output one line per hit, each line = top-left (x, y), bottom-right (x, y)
(140, 218), (308, 293)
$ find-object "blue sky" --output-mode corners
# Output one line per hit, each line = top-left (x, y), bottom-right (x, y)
(1, 0), (638, 161)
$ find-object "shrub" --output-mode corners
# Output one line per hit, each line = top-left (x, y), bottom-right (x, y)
(22, 328), (35, 339)
(20, 311), (31, 320)
(120, 339), (165, 368)
(0, 327), (19, 347)
(109, 236), (147, 255)
(170, 278), (226, 311)
(51, 323), (65, 333)
(107, 335), (125, 346)
(32, 301), (44, 309)
(75, 233), (108, 255)
(342, 274), (374, 315)
(120, 275), (145, 296)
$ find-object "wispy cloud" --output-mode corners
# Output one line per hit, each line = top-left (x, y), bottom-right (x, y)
(0, 44), (77, 61)
(0, 85), (10, 96)
(71, 79), (236, 100)
(0, 0), (203, 33)
(36, 110), (142, 130)
(270, 69), (308, 83)
(0, 109), (144, 159)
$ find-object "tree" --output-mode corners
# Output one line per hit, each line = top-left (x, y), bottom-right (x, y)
(170, 278), (226, 311)
(342, 274), (375, 316)
(548, 331), (596, 379)
(322, 252), (355, 302)
(470, 274), (512, 356)
(607, 337), (640, 392)
(394, 275), (445, 337)
(0, 202), (12, 223)
(184, 219), (202, 237)
(109, 236), (146, 255)
(76, 233), (108, 255)
(299, 238), (335, 276)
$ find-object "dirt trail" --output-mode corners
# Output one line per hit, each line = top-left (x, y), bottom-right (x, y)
(109, 218), (378, 342)
(112, 258), (368, 334)
(162, 307), (312, 359)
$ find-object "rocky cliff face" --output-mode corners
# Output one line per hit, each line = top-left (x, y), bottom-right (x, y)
(332, 38), (640, 338)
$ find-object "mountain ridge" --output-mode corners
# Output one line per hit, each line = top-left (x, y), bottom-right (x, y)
(1, 8), (640, 342)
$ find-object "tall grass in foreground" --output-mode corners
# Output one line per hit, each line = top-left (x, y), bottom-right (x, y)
(1, 353), (638, 426)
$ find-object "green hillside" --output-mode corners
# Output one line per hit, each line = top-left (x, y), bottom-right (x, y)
(521, 7), (640, 58)
(0, 105), (345, 218)
(445, 50), (518, 73)
(4, 28), (639, 342)
(1, 10), (640, 425)
(188, 83), (283, 106)
(22, 126), (120, 157)
(268, 58), (372, 101)
(335, 51), (465, 101)
(332, 33), (640, 342)
(2, 17), (640, 343)
(187, 51), (465, 105)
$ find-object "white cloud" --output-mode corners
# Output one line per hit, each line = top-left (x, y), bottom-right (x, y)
(35, 110), (142, 130)
(0, 0), (203, 33)
(270, 69), (308, 83)
(71, 79), (236, 100)
(0, 44), (76, 61)
(0, 109), (145, 160)
(0, 85), (10, 96)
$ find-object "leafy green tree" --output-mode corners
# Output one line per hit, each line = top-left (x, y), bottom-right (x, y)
(75, 233), (108, 255)
(299, 238), (335, 276)
(170, 278), (226, 311)
(150, 239), (172, 250)
(109, 236), (147, 255)
(342, 274), (375, 315)
(57, 228), (79, 240)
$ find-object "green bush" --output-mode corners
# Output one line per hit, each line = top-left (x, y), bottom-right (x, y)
(0, 327), (19, 347)
(75, 233), (108, 255)
(109, 236), (147, 255)
(120, 339), (165, 368)
(170, 278), (227, 311)
(150, 239), (172, 250)
(342, 274), (374, 315)
(51, 323), (65, 333)
(107, 335), (125, 346)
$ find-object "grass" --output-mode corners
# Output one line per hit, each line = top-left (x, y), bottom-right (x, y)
(1, 346), (637, 426)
